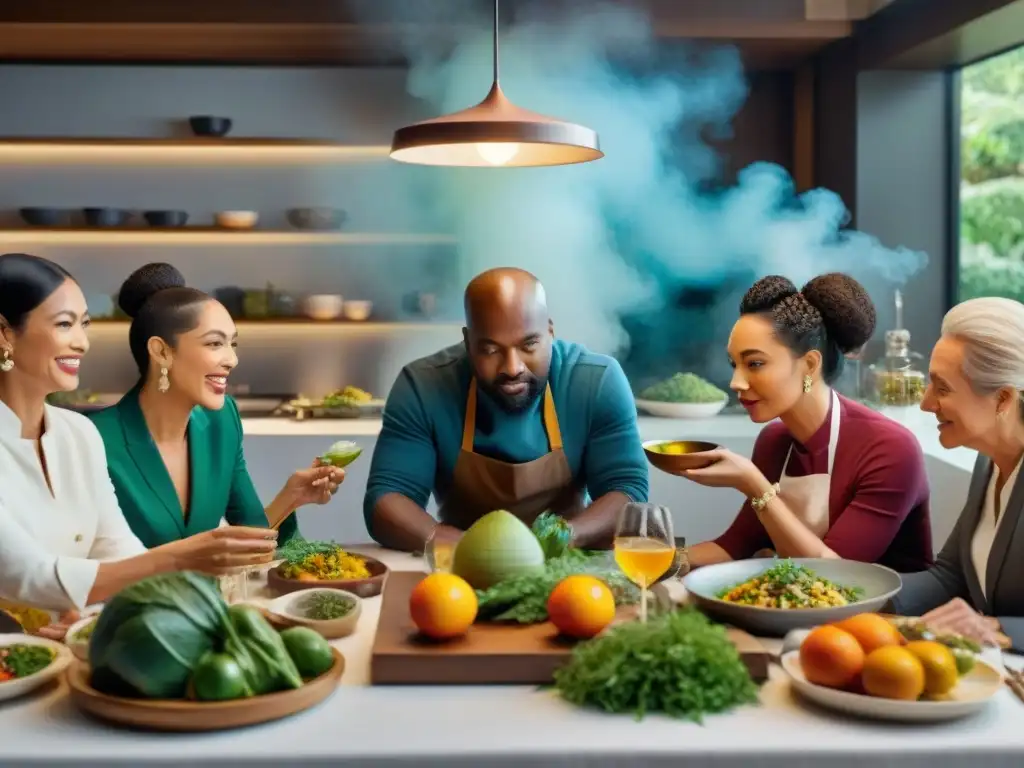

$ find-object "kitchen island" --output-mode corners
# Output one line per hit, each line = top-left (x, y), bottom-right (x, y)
(242, 409), (978, 554)
(4, 547), (1022, 768)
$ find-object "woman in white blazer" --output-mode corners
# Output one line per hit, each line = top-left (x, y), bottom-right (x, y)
(892, 297), (1024, 651)
(0, 253), (278, 627)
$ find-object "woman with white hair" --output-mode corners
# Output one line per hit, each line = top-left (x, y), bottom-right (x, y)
(892, 297), (1024, 650)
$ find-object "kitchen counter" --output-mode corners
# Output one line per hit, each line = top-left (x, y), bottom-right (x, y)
(4, 546), (1023, 768)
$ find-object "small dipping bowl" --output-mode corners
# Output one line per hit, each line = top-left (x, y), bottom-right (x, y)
(267, 588), (362, 640)
(64, 614), (100, 662)
(642, 439), (719, 475)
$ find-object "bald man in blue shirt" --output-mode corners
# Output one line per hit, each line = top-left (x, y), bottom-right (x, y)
(363, 267), (649, 551)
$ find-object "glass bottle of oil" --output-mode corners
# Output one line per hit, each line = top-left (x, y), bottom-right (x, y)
(867, 290), (927, 407)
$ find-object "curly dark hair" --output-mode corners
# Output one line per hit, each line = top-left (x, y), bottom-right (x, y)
(739, 273), (876, 384)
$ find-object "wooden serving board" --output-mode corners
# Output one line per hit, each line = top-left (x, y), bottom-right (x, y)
(371, 571), (770, 685)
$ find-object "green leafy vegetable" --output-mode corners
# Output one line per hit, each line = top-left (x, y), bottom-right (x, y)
(531, 512), (574, 561)
(275, 537), (343, 564)
(553, 608), (759, 722)
(639, 373), (727, 404)
(1, 644), (55, 678)
(475, 551), (638, 624)
(319, 440), (362, 468)
(223, 604), (303, 695)
(89, 571), (229, 699)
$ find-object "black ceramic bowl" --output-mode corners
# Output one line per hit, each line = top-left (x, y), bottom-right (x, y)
(143, 210), (189, 227)
(82, 208), (131, 227)
(19, 207), (67, 227)
(188, 115), (233, 138)
(286, 207), (346, 231)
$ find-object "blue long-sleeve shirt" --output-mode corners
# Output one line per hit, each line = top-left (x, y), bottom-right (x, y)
(363, 339), (649, 537)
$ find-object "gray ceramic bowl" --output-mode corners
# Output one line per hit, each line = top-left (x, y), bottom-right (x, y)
(683, 558), (902, 637)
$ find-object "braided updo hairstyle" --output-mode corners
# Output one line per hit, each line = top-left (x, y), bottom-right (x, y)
(739, 273), (876, 384)
(117, 263), (210, 376)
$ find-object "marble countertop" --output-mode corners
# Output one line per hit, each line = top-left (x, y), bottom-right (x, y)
(3, 546), (1022, 768)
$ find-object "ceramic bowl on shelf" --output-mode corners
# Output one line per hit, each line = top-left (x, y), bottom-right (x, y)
(304, 295), (343, 321)
(19, 207), (67, 227)
(188, 115), (233, 137)
(83, 208), (131, 227)
(342, 300), (372, 321)
(635, 398), (728, 418)
(286, 207), (346, 231)
(143, 210), (189, 227)
(215, 210), (258, 230)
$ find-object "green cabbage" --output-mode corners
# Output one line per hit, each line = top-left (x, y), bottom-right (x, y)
(89, 571), (229, 699)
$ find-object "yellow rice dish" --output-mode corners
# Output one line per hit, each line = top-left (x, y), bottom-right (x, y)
(718, 560), (863, 609)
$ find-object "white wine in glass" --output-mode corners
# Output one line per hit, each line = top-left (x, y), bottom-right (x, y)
(613, 503), (675, 623)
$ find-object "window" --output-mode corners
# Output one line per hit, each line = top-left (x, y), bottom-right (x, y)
(958, 45), (1024, 302)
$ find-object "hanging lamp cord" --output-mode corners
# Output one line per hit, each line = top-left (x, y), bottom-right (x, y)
(492, 0), (500, 83)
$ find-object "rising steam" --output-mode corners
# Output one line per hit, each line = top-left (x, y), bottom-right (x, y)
(350, 0), (927, 384)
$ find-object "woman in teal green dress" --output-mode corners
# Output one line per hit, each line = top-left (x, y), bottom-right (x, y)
(89, 263), (344, 548)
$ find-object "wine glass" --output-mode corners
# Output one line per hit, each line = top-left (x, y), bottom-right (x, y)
(614, 503), (675, 623)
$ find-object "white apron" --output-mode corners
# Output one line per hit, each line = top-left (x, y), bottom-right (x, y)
(778, 390), (841, 537)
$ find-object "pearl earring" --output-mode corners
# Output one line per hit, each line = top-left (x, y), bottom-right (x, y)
(158, 366), (170, 393)
(0, 349), (12, 372)
(803, 375), (812, 393)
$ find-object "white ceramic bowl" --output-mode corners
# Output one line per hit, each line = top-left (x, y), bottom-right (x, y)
(64, 614), (100, 662)
(343, 300), (373, 322)
(267, 588), (362, 639)
(0, 634), (74, 702)
(781, 651), (1002, 722)
(215, 210), (259, 229)
(304, 294), (344, 321)
(635, 398), (727, 418)
(682, 558), (903, 637)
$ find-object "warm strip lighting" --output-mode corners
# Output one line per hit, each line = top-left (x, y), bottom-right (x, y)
(88, 321), (461, 334)
(0, 140), (392, 166)
(0, 230), (456, 246)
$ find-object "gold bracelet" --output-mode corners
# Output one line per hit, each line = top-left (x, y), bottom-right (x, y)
(750, 482), (781, 512)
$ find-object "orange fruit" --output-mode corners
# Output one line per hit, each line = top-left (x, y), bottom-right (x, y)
(861, 646), (926, 700)
(799, 625), (865, 689)
(409, 572), (478, 639)
(832, 613), (903, 655)
(904, 640), (959, 697)
(546, 575), (616, 639)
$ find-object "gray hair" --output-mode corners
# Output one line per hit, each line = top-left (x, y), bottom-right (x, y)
(941, 297), (1024, 396)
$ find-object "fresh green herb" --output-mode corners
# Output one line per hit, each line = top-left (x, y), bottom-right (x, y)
(475, 552), (638, 624)
(0, 644), (56, 678)
(531, 512), (574, 561)
(553, 608), (759, 722)
(300, 592), (355, 621)
(275, 537), (343, 564)
(639, 373), (727, 404)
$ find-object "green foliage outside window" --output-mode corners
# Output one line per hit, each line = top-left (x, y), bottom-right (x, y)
(960, 46), (1024, 302)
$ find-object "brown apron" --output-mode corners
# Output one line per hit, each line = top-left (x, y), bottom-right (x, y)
(437, 378), (586, 530)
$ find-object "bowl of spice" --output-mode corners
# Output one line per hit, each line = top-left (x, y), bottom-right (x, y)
(267, 588), (362, 639)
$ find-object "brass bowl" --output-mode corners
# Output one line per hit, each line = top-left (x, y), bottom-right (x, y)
(642, 439), (719, 474)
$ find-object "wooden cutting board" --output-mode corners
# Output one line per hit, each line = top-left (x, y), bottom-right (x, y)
(370, 571), (770, 685)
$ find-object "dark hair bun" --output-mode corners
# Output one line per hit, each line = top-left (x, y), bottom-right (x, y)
(117, 262), (186, 318)
(801, 272), (876, 353)
(739, 275), (798, 314)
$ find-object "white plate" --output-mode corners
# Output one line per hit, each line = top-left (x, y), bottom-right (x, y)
(781, 650), (1003, 722)
(0, 634), (74, 702)
(635, 398), (727, 419)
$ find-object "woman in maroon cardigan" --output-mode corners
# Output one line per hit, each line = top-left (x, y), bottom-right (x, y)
(681, 273), (934, 572)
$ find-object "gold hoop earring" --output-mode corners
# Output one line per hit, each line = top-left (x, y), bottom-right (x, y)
(0, 349), (13, 372)
(803, 375), (812, 393)
(158, 366), (170, 393)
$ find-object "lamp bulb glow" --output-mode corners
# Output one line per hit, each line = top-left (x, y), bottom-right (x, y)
(476, 142), (521, 165)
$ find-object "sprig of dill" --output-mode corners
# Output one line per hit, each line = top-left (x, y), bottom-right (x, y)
(275, 537), (342, 565)
(553, 608), (759, 722)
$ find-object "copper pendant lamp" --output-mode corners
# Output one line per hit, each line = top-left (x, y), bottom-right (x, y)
(389, 0), (603, 167)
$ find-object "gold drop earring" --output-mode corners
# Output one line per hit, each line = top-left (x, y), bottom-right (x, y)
(803, 375), (812, 393)
(158, 366), (170, 393)
(0, 349), (12, 372)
